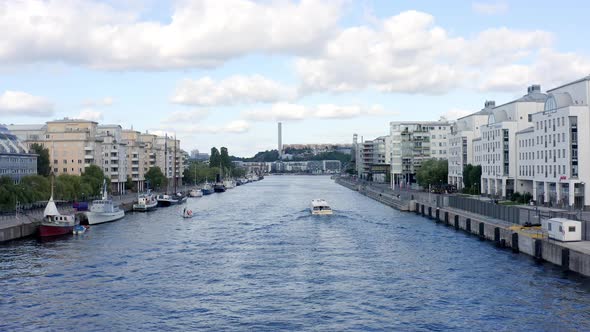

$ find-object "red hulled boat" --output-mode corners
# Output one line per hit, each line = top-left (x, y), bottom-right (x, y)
(39, 191), (77, 237)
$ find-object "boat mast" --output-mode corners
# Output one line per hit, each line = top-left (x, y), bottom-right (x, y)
(173, 135), (177, 193)
(164, 133), (168, 193)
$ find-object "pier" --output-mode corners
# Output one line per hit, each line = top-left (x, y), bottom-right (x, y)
(336, 177), (590, 277)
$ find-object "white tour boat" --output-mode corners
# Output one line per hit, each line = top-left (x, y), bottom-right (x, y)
(85, 180), (125, 225)
(310, 199), (333, 215)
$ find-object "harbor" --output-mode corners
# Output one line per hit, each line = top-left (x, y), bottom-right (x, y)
(336, 176), (590, 277)
(0, 176), (264, 243)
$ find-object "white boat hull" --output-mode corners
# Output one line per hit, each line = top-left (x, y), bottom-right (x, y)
(133, 202), (158, 211)
(311, 210), (333, 215)
(85, 210), (125, 225)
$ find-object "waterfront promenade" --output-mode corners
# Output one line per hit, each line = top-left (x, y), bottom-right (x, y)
(335, 176), (590, 277)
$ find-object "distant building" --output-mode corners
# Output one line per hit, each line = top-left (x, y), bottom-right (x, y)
(0, 125), (37, 183)
(358, 136), (390, 182)
(390, 121), (451, 188)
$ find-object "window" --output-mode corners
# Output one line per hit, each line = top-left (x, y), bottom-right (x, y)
(569, 226), (576, 232)
(548, 223), (552, 231)
(559, 226), (563, 233)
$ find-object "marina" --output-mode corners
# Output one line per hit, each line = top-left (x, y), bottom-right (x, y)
(2, 176), (590, 331)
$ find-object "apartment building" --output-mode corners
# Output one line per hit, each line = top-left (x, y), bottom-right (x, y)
(122, 129), (147, 192)
(354, 136), (390, 182)
(514, 76), (590, 208)
(390, 121), (451, 188)
(7, 119), (184, 194)
(447, 101), (494, 190)
(477, 85), (547, 198)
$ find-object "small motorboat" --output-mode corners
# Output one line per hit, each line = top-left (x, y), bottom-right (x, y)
(182, 208), (194, 219)
(311, 199), (333, 215)
(73, 225), (88, 235)
(189, 189), (203, 197)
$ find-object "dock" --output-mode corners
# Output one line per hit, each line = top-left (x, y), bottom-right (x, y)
(336, 177), (590, 277)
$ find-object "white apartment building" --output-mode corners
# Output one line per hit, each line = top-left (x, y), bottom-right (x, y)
(478, 85), (547, 198)
(390, 121), (451, 188)
(514, 76), (590, 208)
(448, 101), (494, 190)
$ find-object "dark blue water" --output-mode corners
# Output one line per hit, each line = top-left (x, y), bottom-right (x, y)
(2, 175), (590, 331)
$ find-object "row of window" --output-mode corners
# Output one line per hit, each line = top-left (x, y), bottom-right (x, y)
(0, 169), (35, 174)
(519, 164), (568, 177)
(0, 157), (35, 163)
(519, 149), (569, 161)
(536, 117), (567, 131)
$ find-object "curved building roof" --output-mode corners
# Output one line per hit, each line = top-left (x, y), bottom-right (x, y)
(0, 125), (29, 154)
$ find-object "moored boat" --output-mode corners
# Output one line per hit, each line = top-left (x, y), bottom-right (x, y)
(310, 199), (333, 215)
(201, 183), (214, 195)
(73, 225), (88, 235)
(156, 194), (180, 207)
(133, 190), (158, 211)
(40, 184), (77, 237)
(85, 180), (125, 225)
(189, 188), (203, 197)
(213, 183), (226, 193)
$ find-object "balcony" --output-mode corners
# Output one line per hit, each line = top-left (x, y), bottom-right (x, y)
(84, 146), (93, 151)
(132, 157), (139, 161)
(84, 155), (94, 159)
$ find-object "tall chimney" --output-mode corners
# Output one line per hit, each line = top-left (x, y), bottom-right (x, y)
(278, 122), (282, 159)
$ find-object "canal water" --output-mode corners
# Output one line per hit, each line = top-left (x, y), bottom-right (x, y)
(2, 175), (590, 331)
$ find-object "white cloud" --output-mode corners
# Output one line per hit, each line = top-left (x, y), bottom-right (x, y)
(81, 97), (114, 107)
(472, 2), (509, 15)
(243, 103), (393, 122)
(151, 120), (251, 136)
(295, 10), (560, 95)
(171, 76), (296, 106)
(0, 0), (341, 70)
(0, 90), (54, 116)
(162, 109), (210, 124)
(441, 108), (473, 121)
(76, 109), (103, 121)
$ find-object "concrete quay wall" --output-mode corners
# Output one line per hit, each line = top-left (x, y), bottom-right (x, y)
(335, 179), (590, 278)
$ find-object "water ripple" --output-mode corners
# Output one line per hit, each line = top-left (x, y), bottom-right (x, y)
(1, 175), (590, 331)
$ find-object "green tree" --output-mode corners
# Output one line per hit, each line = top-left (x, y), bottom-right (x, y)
(81, 165), (107, 197)
(125, 176), (135, 192)
(29, 143), (51, 176)
(416, 159), (448, 189)
(210, 147), (221, 167)
(463, 164), (482, 195)
(220, 147), (231, 171)
(145, 166), (166, 190)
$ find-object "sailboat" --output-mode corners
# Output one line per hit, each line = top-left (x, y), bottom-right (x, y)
(85, 179), (125, 225)
(189, 164), (203, 197)
(39, 178), (78, 237)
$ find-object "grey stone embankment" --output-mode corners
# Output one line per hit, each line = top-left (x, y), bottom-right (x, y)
(336, 177), (590, 277)
(0, 192), (148, 243)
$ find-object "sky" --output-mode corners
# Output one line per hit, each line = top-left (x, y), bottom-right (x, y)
(2, 0), (590, 157)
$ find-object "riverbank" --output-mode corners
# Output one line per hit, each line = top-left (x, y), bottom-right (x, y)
(336, 177), (590, 277)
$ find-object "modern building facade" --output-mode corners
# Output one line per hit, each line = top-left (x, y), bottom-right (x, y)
(0, 125), (37, 183)
(390, 121), (451, 188)
(478, 85), (547, 199)
(448, 101), (494, 190)
(514, 77), (590, 208)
